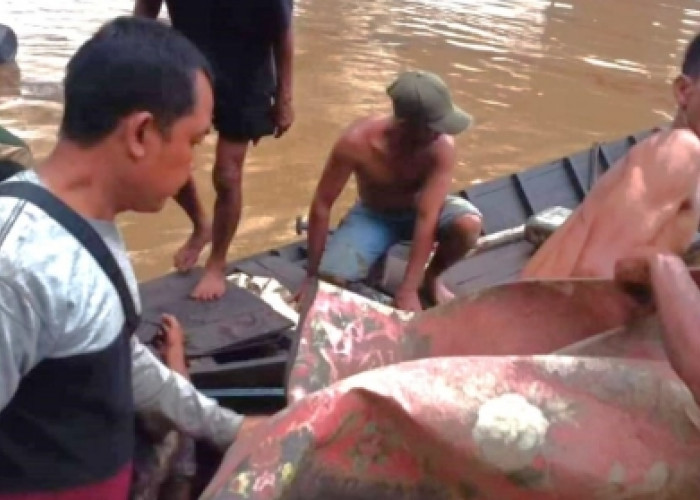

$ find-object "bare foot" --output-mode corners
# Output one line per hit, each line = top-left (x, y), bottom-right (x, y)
(190, 266), (227, 301)
(173, 225), (211, 273)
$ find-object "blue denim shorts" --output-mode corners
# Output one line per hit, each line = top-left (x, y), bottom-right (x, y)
(318, 195), (481, 282)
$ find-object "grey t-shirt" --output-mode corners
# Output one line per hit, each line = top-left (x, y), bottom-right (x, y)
(0, 170), (242, 448)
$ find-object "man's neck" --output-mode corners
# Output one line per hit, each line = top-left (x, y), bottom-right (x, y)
(385, 119), (426, 155)
(672, 110), (689, 130)
(36, 141), (120, 221)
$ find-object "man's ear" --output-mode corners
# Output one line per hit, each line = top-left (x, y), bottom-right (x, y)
(673, 74), (693, 110)
(123, 111), (156, 160)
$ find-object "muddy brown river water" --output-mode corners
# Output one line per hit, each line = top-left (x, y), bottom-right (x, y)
(1, 0), (698, 280)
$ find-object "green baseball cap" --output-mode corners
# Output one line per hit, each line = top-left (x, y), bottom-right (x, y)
(387, 70), (473, 135)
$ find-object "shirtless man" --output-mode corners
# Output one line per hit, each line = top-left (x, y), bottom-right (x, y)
(522, 34), (700, 279)
(302, 71), (483, 312)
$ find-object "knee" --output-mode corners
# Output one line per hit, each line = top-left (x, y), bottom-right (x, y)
(445, 214), (482, 249)
(212, 162), (243, 194)
(319, 241), (372, 283)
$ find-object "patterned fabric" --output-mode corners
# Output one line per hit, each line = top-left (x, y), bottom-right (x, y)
(201, 276), (700, 499)
(288, 277), (651, 401)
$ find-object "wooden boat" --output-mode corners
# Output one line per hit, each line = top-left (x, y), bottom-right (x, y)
(135, 125), (683, 416)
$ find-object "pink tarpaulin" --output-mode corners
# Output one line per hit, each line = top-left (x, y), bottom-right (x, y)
(202, 275), (700, 499)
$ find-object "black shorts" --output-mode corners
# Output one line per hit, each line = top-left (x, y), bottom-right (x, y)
(165, 0), (292, 142)
(212, 69), (276, 142)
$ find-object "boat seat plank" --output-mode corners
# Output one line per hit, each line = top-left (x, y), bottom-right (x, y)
(135, 269), (294, 358)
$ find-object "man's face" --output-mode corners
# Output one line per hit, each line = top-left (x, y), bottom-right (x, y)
(674, 73), (700, 135)
(122, 70), (213, 212)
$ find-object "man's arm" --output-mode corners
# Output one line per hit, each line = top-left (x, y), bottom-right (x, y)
(133, 0), (163, 18)
(0, 278), (45, 411)
(271, 0), (294, 137)
(305, 139), (356, 280)
(647, 255), (700, 402)
(396, 141), (454, 310)
(131, 338), (244, 450)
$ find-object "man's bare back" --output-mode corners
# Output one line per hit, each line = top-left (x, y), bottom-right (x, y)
(522, 128), (700, 279)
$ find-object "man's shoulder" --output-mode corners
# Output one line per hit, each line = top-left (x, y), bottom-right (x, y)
(424, 134), (456, 172)
(432, 133), (456, 154)
(0, 195), (95, 284)
(639, 128), (700, 157)
(333, 117), (378, 157)
(628, 128), (700, 175)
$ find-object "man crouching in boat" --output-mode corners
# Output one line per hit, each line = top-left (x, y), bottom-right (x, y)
(522, 33), (700, 280)
(302, 71), (483, 312)
(0, 18), (261, 499)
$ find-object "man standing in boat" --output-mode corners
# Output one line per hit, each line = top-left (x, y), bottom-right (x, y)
(522, 33), (700, 279)
(134, 0), (295, 301)
(0, 18), (259, 499)
(302, 70), (483, 312)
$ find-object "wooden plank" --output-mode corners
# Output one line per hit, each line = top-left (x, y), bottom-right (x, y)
(231, 258), (275, 279)
(442, 240), (535, 295)
(189, 352), (288, 389)
(255, 255), (307, 293)
(136, 269), (293, 358)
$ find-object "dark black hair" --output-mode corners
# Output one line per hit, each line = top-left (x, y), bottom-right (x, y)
(682, 33), (700, 78)
(60, 16), (213, 146)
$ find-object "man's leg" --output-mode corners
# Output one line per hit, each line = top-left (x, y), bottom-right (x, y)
(190, 138), (249, 300)
(173, 176), (212, 272)
(424, 196), (482, 304)
(318, 203), (397, 286)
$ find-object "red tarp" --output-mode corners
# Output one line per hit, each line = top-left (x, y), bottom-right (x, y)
(201, 277), (700, 499)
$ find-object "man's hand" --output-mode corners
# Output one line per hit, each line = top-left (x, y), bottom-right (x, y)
(394, 287), (423, 313)
(614, 255), (652, 289)
(273, 97), (294, 138)
(153, 314), (188, 375)
(293, 275), (314, 307)
(613, 248), (667, 309)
